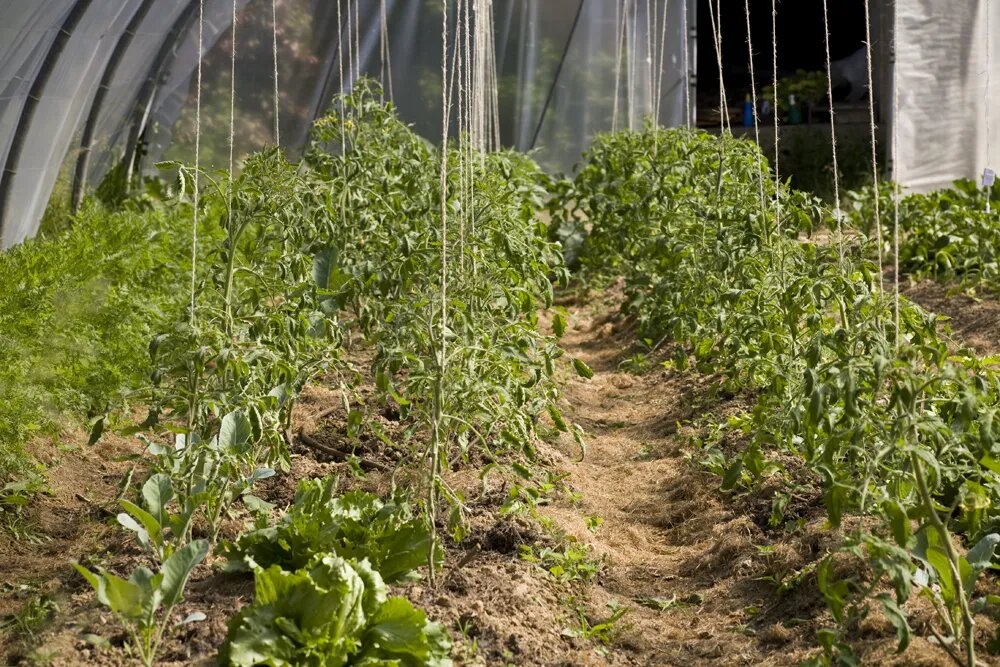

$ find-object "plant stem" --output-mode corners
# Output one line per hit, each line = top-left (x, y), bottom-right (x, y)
(427, 371), (443, 587)
(910, 451), (976, 667)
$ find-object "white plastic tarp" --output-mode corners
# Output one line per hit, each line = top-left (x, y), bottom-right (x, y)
(894, 0), (998, 192)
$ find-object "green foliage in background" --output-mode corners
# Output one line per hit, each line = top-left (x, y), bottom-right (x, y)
(0, 197), (218, 484)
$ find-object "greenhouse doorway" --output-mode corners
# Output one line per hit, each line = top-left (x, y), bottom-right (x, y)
(694, 0), (890, 201)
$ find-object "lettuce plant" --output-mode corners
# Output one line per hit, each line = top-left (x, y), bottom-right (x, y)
(225, 476), (438, 583)
(220, 555), (452, 666)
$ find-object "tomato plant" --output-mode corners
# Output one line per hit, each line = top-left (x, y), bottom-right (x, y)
(556, 124), (1000, 665)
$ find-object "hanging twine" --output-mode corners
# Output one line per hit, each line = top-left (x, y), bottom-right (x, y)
(344, 0), (353, 89)
(272, 0), (280, 145)
(612, 0), (625, 131)
(380, 0), (394, 100)
(771, 0), (781, 236)
(681, 0), (691, 128)
(986, 0), (993, 214)
(822, 0), (844, 263)
(707, 0), (728, 133)
(892, 2), (901, 349)
(229, 0), (237, 196)
(863, 0), (884, 290)
(655, 0), (670, 123)
(439, 0), (452, 348)
(646, 0), (656, 116)
(627, 0), (638, 129)
(358, 2), (364, 84)
(744, 0), (766, 215)
(190, 0), (205, 327)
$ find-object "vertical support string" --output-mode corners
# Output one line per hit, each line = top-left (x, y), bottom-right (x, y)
(272, 0), (280, 145)
(707, 0), (728, 133)
(892, 1), (901, 349)
(681, 0), (691, 128)
(645, 0), (654, 118)
(428, 0), (453, 586)
(357, 0), (363, 80)
(986, 0), (993, 214)
(613, 0), (626, 131)
(654, 0), (670, 124)
(822, 0), (843, 263)
(771, 0), (781, 237)
(225, 0), (237, 330)
(490, 2), (501, 150)
(336, 0), (345, 158)
(229, 0), (237, 182)
(345, 0), (354, 90)
(863, 0), (884, 293)
(744, 0), (766, 216)
(380, 0), (394, 101)
(627, 0), (637, 129)
(191, 0), (205, 327)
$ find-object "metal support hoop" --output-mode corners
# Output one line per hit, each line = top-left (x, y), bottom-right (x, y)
(0, 0), (95, 240)
(71, 0), (156, 211)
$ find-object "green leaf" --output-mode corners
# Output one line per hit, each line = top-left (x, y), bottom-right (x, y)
(313, 247), (336, 289)
(572, 358), (594, 379)
(142, 474), (173, 528)
(552, 312), (567, 338)
(967, 533), (1000, 572)
(219, 410), (253, 449)
(877, 594), (911, 653)
(102, 573), (147, 619)
(74, 564), (146, 620)
(882, 500), (911, 548)
(159, 539), (209, 611)
(117, 501), (162, 553)
(360, 597), (435, 661)
(87, 416), (105, 446)
(721, 457), (743, 492)
(242, 494), (276, 514)
(547, 404), (569, 432)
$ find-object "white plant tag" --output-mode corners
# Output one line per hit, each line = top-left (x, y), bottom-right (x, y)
(984, 167), (996, 188)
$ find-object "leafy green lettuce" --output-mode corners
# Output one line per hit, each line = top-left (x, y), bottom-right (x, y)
(224, 476), (438, 582)
(220, 555), (452, 666)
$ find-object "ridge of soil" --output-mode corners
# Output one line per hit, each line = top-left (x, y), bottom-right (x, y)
(901, 278), (1000, 356)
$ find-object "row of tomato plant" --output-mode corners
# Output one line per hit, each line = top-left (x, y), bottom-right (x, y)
(846, 178), (1000, 294)
(552, 124), (1000, 666)
(72, 82), (576, 665)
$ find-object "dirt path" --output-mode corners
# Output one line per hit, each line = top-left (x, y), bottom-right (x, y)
(538, 295), (956, 667)
(902, 279), (1000, 356)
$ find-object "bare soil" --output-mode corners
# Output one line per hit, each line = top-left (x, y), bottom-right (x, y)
(901, 278), (1000, 356)
(0, 285), (993, 666)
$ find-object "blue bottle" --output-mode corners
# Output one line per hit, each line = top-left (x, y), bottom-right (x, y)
(743, 94), (754, 127)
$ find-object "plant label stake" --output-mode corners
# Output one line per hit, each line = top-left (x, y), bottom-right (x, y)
(983, 167), (995, 213)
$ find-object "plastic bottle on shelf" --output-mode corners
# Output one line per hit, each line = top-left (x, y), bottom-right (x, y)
(743, 94), (754, 127)
(788, 94), (803, 125)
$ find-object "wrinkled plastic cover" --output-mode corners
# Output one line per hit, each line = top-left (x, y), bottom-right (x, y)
(894, 0), (997, 192)
(0, 0), (691, 248)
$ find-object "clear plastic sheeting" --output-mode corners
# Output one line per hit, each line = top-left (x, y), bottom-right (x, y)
(84, 1), (201, 193)
(0, 2), (75, 199)
(0, 0), (694, 248)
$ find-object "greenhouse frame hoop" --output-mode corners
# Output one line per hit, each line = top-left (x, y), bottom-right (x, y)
(0, 0), (95, 238)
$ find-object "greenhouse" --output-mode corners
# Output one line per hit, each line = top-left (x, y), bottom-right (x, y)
(5, 1), (1000, 665)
